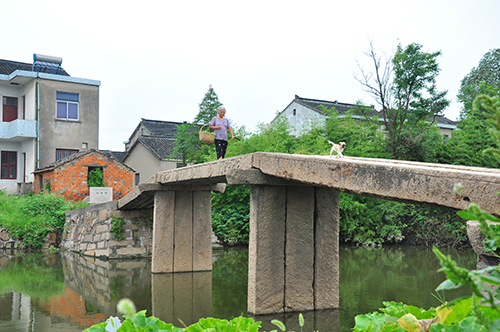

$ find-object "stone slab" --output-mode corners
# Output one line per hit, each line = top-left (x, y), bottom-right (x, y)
(173, 191), (193, 272)
(285, 186), (315, 312)
(251, 153), (500, 216)
(314, 187), (340, 309)
(192, 191), (212, 271)
(152, 191), (175, 273)
(248, 186), (286, 315)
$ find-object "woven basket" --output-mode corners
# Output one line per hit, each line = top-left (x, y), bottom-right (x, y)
(199, 124), (215, 143)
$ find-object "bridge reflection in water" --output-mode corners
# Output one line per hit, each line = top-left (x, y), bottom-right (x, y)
(61, 248), (339, 331)
(151, 272), (212, 326)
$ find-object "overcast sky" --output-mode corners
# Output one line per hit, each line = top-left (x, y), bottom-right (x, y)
(2, 0), (499, 151)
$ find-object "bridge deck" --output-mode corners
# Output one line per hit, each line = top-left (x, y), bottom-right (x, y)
(119, 152), (500, 215)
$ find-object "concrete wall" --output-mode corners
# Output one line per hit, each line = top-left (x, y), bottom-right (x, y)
(62, 201), (153, 258)
(123, 143), (178, 183)
(38, 80), (99, 168)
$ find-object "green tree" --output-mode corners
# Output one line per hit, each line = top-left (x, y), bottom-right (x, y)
(457, 49), (500, 119)
(437, 50), (500, 168)
(170, 122), (202, 165)
(171, 86), (226, 165)
(193, 84), (223, 125)
(356, 42), (449, 161)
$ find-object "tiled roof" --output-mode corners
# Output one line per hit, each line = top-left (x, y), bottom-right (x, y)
(140, 119), (185, 137)
(100, 150), (128, 162)
(294, 95), (379, 116)
(138, 136), (181, 160)
(433, 115), (457, 126)
(34, 149), (133, 173)
(0, 58), (70, 76)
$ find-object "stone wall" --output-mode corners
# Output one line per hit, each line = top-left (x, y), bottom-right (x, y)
(0, 228), (60, 249)
(62, 201), (153, 258)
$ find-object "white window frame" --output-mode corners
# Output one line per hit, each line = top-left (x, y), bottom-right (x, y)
(56, 92), (79, 121)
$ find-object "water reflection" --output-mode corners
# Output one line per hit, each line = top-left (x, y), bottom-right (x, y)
(152, 272), (212, 326)
(0, 245), (478, 332)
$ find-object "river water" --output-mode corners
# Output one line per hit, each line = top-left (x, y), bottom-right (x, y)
(0, 244), (477, 332)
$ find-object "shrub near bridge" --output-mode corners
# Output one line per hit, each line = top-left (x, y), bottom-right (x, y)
(0, 191), (87, 248)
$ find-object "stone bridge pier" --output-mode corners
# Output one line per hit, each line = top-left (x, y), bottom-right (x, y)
(152, 188), (213, 273)
(248, 185), (339, 314)
(148, 179), (340, 315)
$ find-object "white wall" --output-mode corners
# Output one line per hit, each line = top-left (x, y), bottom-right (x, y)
(279, 102), (325, 136)
(0, 139), (35, 191)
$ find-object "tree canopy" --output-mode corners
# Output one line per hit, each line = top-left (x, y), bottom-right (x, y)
(193, 85), (223, 125)
(356, 42), (449, 160)
(457, 48), (500, 119)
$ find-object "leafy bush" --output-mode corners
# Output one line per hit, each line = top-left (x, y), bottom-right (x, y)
(212, 185), (250, 246)
(0, 191), (87, 248)
(85, 299), (261, 332)
(88, 168), (106, 187)
(111, 216), (126, 241)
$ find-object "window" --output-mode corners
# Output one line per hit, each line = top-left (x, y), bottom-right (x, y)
(2, 97), (18, 122)
(56, 92), (79, 120)
(88, 167), (105, 187)
(56, 149), (78, 161)
(1, 151), (17, 179)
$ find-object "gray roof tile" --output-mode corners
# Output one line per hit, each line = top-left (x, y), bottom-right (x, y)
(0, 58), (70, 76)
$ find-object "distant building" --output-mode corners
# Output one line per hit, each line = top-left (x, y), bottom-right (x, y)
(0, 54), (100, 194)
(121, 118), (184, 183)
(32, 149), (136, 202)
(272, 95), (457, 137)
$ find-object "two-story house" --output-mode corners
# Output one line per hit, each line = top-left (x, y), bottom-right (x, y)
(120, 118), (184, 183)
(0, 54), (100, 193)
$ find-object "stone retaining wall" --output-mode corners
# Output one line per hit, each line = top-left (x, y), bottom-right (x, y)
(0, 228), (59, 249)
(62, 201), (153, 258)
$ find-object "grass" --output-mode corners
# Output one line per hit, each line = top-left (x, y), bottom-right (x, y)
(0, 191), (88, 248)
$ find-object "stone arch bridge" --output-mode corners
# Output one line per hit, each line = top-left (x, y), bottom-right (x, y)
(117, 152), (500, 315)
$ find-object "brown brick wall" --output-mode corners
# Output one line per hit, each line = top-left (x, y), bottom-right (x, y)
(34, 152), (134, 202)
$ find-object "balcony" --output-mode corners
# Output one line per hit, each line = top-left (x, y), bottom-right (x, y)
(0, 119), (37, 141)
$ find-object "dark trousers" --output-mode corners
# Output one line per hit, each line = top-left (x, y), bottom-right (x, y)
(214, 139), (228, 159)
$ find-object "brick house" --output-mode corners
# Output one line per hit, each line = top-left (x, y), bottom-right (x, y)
(33, 149), (136, 202)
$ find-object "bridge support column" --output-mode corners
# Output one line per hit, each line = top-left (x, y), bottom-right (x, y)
(152, 190), (212, 273)
(248, 185), (339, 315)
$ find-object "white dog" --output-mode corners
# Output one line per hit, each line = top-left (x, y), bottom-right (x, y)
(328, 141), (346, 158)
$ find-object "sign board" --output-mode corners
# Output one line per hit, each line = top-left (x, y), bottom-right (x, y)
(89, 187), (113, 204)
